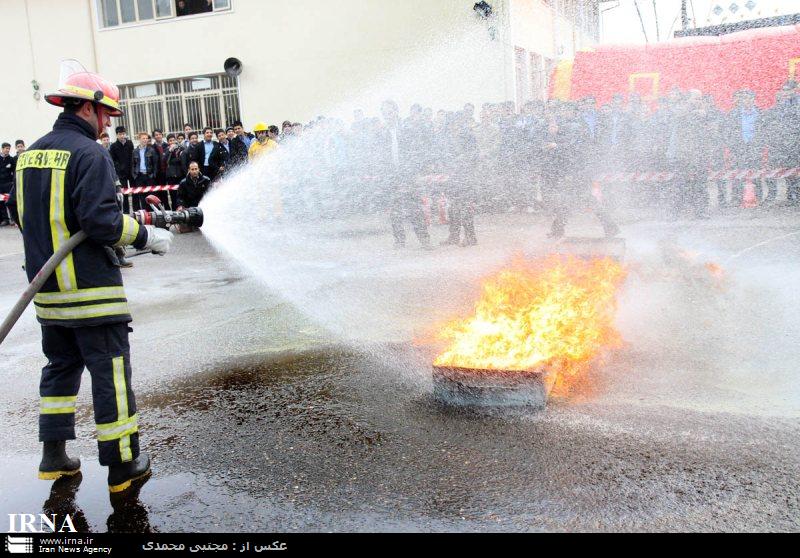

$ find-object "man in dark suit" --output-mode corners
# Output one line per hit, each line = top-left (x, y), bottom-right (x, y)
(543, 102), (618, 238)
(764, 82), (800, 204)
(597, 93), (632, 174)
(131, 132), (158, 210)
(109, 126), (134, 188)
(380, 100), (431, 249)
(193, 127), (224, 181)
(181, 131), (201, 171)
(210, 129), (231, 181)
(0, 142), (13, 226)
(725, 89), (766, 205)
(151, 129), (169, 186)
(228, 121), (252, 169)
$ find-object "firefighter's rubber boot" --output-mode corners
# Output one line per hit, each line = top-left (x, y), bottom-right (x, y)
(108, 453), (151, 494)
(38, 441), (81, 481)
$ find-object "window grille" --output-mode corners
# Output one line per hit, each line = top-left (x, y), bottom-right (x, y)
(115, 73), (240, 136)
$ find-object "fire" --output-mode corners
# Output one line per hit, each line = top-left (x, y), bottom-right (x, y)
(433, 256), (628, 397)
(704, 262), (725, 280)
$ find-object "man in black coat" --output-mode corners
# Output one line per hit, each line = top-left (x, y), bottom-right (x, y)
(724, 89), (766, 205)
(764, 82), (800, 203)
(192, 127), (226, 182)
(542, 103), (618, 239)
(208, 129), (230, 181)
(131, 133), (158, 210)
(109, 126), (133, 188)
(177, 161), (211, 210)
(181, 132), (201, 171)
(165, 134), (186, 183)
(151, 129), (169, 186)
(673, 93), (720, 219)
(0, 142), (14, 226)
(379, 100), (431, 249)
(228, 121), (252, 169)
(597, 94), (632, 174)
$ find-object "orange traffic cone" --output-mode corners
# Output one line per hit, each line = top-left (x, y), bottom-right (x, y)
(438, 194), (448, 224)
(591, 180), (603, 202)
(421, 196), (432, 226)
(741, 181), (758, 208)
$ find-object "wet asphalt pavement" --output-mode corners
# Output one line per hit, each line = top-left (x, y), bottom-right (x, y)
(0, 208), (798, 532)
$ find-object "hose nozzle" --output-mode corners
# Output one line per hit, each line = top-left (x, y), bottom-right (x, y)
(134, 207), (203, 229)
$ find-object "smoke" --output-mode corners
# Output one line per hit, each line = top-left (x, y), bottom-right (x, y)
(197, 22), (799, 417)
(199, 22), (508, 345)
(610, 225), (800, 417)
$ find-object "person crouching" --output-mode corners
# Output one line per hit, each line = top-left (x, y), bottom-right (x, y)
(176, 162), (210, 233)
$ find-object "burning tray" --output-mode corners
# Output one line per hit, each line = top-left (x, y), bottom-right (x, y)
(554, 237), (626, 262)
(432, 365), (555, 409)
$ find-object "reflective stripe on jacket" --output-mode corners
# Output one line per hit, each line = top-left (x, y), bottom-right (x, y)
(7, 113), (148, 327)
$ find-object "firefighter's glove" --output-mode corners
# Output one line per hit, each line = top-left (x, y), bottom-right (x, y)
(144, 225), (174, 256)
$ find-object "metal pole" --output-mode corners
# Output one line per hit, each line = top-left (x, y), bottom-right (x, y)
(634, 0), (649, 43)
(652, 0), (660, 41)
(681, 0), (689, 31)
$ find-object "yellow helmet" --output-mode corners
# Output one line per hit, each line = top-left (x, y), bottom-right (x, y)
(253, 122), (268, 133)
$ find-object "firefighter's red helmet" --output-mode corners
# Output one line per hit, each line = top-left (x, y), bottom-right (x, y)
(45, 60), (124, 117)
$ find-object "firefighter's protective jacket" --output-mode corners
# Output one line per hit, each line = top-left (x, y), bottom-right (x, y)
(247, 138), (278, 161)
(7, 113), (148, 327)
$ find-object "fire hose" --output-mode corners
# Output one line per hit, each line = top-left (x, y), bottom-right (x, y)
(0, 198), (203, 346)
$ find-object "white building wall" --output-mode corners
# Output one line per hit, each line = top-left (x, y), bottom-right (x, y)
(3, 0), (97, 145)
(88, 0), (511, 126)
(1, 0), (597, 143)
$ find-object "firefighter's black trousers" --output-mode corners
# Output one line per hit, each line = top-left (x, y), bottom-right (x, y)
(39, 323), (140, 466)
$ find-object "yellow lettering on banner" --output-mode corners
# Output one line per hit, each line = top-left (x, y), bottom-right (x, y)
(629, 72), (660, 101)
(790, 57), (800, 79)
(16, 150), (71, 171)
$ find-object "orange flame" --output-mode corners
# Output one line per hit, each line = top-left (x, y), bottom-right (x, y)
(704, 262), (725, 280)
(433, 256), (628, 397)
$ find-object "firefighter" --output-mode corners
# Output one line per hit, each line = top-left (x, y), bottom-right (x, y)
(247, 122), (283, 217)
(247, 122), (278, 161)
(542, 102), (619, 239)
(6, 63), (172, 494)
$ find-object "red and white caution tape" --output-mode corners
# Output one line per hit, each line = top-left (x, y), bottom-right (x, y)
(121, 185), (179, 195)
(416, 169), (800, 185)
(708, 168), (800, 180)
(417, 174), (451, 184)
(595, 168), (800, 183)
(4, 168), (797, 203)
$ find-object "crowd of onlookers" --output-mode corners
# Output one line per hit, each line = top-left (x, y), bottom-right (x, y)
(3, 79), (799, 234)
(0, 140), (26, 226)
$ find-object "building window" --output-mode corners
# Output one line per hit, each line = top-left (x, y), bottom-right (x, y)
(176, 0), (230, 17)
(99, 0), (230, 28)
(115, 74), (240, 136)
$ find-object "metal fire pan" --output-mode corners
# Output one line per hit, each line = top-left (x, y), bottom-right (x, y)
(432, 365), (554, 409)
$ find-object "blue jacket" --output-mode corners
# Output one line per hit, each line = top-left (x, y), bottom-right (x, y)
(7, 113), (148, 327)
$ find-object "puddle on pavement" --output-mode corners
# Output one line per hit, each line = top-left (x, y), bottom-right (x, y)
(5, 346), (794, 532)
(0, 455), (217, 532)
